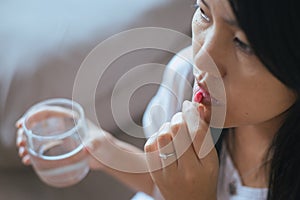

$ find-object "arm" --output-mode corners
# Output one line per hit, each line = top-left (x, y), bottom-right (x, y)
(86, 122), (155, 195)
(16, 119), (155, 196)
(16, 46), (194, 198)
(96, 46), (193, 196)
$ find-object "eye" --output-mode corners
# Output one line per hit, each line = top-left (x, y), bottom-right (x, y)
(193, 1), (210, 23)
(199, 7), (210, 23)
(233, 37), (254, 55)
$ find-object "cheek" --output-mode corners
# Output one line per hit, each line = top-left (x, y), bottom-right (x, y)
(192, 12), (206, 56)
(222, 89), (253, 127)
(192, 28), (202, 56)
(223, 95), (271, 127)
(224, 78), (295, 127)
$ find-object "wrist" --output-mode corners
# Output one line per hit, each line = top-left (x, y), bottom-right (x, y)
(85, 130), (116, 171)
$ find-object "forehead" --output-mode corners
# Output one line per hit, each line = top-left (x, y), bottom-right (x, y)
(204, 0), (236, 22)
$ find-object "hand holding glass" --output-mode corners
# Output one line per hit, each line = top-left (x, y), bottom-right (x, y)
(22, 99), (89, 188)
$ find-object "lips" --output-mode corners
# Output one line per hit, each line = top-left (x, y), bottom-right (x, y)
(194, 84), (211, 105)
(193, 82), (221, 106)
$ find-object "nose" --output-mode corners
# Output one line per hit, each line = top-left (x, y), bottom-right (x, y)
(193, 29), (228, 78)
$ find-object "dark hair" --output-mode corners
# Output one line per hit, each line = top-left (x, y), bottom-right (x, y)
(228, 0), (300, 199)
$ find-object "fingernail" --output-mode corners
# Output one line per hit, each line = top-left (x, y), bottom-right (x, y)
(15, 118), (23, 128)
(22, 155), (30, 165)
(19, 147), (25, 156)
(158, 134), (171, 148)
(198, 105), (205, 119)
(144, 133), (158, 152)
(16, 137), (22, 146)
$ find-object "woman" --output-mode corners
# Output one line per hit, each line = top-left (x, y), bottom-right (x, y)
(17, 0), (300, 199)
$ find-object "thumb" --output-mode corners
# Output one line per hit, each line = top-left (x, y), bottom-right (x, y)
(182, 100), (206, 144)
(182, 101), (215, 160)
(84, 137), (100, 152)
(84, 119), (107, 152)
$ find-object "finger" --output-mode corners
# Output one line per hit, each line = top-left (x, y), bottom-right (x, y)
(156, 123), (177, 170)
(144, 133), (162, 173)
(16, 128), (26, 147)
(18, 147), (28, 158)
(182, 101), (215, 161)
(84, 129), (112, 154)
(22, 155), (31, 165)
(15, 117), (24, 128)
(182, 101), (203, 141)
(170, 112), (198, 168)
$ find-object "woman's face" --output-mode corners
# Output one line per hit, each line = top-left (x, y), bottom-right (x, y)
(192, 0), (296, 128)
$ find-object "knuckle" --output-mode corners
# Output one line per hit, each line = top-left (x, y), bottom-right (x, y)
(91, 138), (102, 150)
(157, 133), (172, 145)
(144, 143), (154, 153)
(144, 136), (158, 152)
(170, 123), (180, 134)
(171, 123), (188, 136)
(170, 113), (187, 134)
(184, 172), (198, 183)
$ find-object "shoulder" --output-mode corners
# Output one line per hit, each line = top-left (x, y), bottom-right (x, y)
(142, 46), (194, 137)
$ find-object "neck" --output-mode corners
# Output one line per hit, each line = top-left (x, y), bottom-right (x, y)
(228, 113), (286, 187)
(234, 112), (285, 160)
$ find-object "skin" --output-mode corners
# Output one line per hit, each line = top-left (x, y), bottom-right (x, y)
(192, 0), (295, 127)
(144, 0), (296, 197)
(192, 0), (296, 188)
(16, 0), (297, 199)
(16, 118), (155, 194)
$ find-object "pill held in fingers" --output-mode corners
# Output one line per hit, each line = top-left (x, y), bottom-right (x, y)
(194, 90), (203, 103)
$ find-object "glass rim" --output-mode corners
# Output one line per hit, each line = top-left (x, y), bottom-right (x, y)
(22, 98), (85, 140)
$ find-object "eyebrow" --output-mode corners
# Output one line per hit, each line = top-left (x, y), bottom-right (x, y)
(200, 0), (210, 9)
(224, 19), (240, 28)
(201, 0), (240, 28)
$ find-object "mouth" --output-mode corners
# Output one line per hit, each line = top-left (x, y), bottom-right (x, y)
(193, 81), (222, 106)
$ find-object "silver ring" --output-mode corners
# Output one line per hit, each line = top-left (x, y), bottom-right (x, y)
(159, 152), (176, 160)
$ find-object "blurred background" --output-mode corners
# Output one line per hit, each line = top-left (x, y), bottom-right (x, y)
(0, 0), (194, 199)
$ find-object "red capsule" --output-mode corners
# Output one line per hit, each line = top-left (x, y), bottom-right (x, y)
(194, 91), (203, 103)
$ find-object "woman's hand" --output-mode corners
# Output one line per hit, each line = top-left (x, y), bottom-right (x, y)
(16, 117), (112, 170)
(16, 118), (31, 165)
(144, 101), (219, 200)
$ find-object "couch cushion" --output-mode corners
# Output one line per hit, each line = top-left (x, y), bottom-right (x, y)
(0, 0), (195, 168)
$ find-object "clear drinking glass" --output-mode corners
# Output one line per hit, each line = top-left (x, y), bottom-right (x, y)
(22, 98), (89, 188)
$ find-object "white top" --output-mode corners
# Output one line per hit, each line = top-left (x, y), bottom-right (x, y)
(134, 47), (268, 200)
(217, 143), (268, 200)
